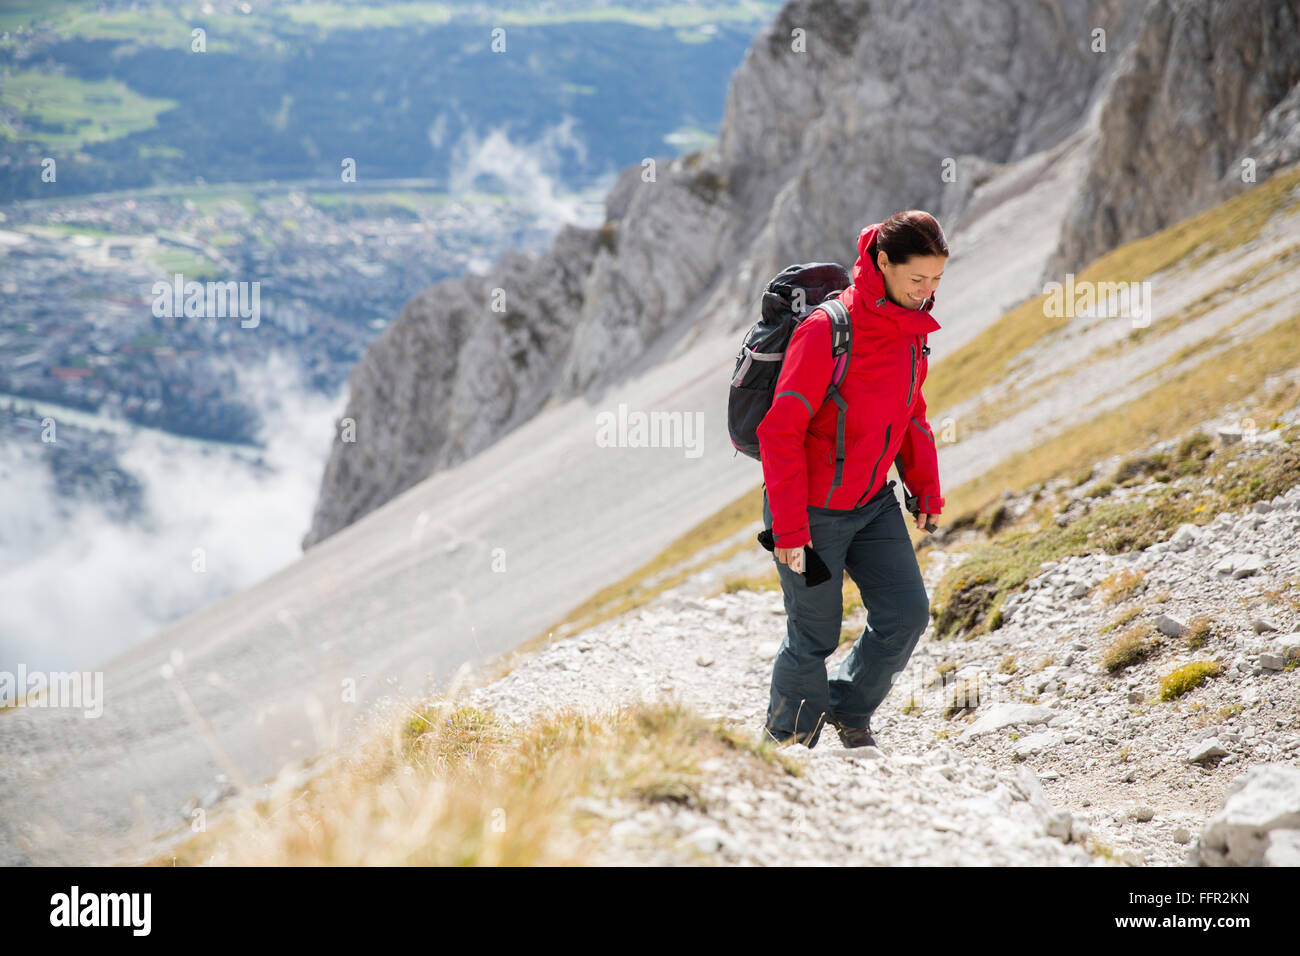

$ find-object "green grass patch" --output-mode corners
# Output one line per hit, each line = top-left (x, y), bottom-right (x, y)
(932, 496), (1194, 639)
(43, 3), (265, 49)
(1159, 661), (1224, 701)
(0, 70), (177, 151)
(283, 2), (451, 30)
(934, 428), (1299, 639)
(190, 190), (260, 218)
(152, 248), (216, 279)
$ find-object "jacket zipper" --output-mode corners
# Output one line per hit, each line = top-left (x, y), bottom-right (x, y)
(855, 424), (892, 507)
(907, 341), (917, 407)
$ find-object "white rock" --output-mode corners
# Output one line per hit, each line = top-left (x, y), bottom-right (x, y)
(1128, 805), (1155, 822)
(1258, 652), (1286, 670)
(1197, 765), (1300, 866)
(962, 703), (1058, 738)
(1045, 809), (1073, 840)
(1232, 554), (1264, 578)
(1170, 523), (1200, 551)
(1013, 731), (1061, 756)
(1263, 829), (1300, 867)
(1007, 765), (1052, 815)
(1188, 739), (1228, 763)
(683, 825), (733, 854)
(1212, 554), (1237, 576)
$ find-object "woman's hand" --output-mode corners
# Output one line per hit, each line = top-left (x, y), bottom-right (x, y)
(914, 513), (939, 531)
(774, 542), (810, 572)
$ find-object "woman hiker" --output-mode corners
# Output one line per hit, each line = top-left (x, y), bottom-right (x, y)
(756, 209), (948, 750)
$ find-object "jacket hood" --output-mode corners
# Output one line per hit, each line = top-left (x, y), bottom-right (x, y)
(843, 222), (941, 338)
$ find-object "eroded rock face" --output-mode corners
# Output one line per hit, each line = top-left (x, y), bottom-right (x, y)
(1047, 0), (1300, 277)
(303, 0), (1298, 548)
(1236, 80), (1300, 184)
(302, 224), (602, 548)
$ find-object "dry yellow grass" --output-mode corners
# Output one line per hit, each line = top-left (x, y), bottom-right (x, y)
(1102, 624), (1161, 673)
(150, 694), (798, 866)
(1099, 568), (1146, 605)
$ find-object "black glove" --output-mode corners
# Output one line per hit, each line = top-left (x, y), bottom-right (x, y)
(903, 490), (938, 533)
(756, 528), (832, 586)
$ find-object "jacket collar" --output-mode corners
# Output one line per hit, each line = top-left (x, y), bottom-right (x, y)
(841, 222), (941, 338)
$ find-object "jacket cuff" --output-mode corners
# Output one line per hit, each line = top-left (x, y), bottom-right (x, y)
(917, 493), (944, 514)
(772, 525), (810, 549)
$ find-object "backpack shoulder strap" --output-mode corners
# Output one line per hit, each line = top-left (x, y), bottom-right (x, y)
(815, 296), (853, 504)
(819, 297), (852, 389)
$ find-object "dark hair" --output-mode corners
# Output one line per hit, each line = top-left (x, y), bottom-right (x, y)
(875, 209), (949, 267)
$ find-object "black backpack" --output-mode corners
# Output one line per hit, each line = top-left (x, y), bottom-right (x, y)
(728, 263), (854, 488)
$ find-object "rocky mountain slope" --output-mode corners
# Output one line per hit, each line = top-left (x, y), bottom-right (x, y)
(457, 403), (1300, 866)
(147, 380), (1300, 868)
(304, 0), (1300, 548)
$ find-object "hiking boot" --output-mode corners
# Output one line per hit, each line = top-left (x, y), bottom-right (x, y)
(828, 715), (877, 749)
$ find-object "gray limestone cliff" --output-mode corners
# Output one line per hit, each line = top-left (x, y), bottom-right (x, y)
(1046, 0), (1300, 277)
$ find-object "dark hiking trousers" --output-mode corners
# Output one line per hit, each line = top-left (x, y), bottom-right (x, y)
(761, 479), (931, 748)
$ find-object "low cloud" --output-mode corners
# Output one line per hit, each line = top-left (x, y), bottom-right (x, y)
(0, 351), (345, 673)
(448, 115), (596, 226)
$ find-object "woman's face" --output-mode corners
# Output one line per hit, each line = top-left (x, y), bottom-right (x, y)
(876, 251), (947, 308)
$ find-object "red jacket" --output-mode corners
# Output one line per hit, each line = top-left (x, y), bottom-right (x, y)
(756, 222), (945, 549)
